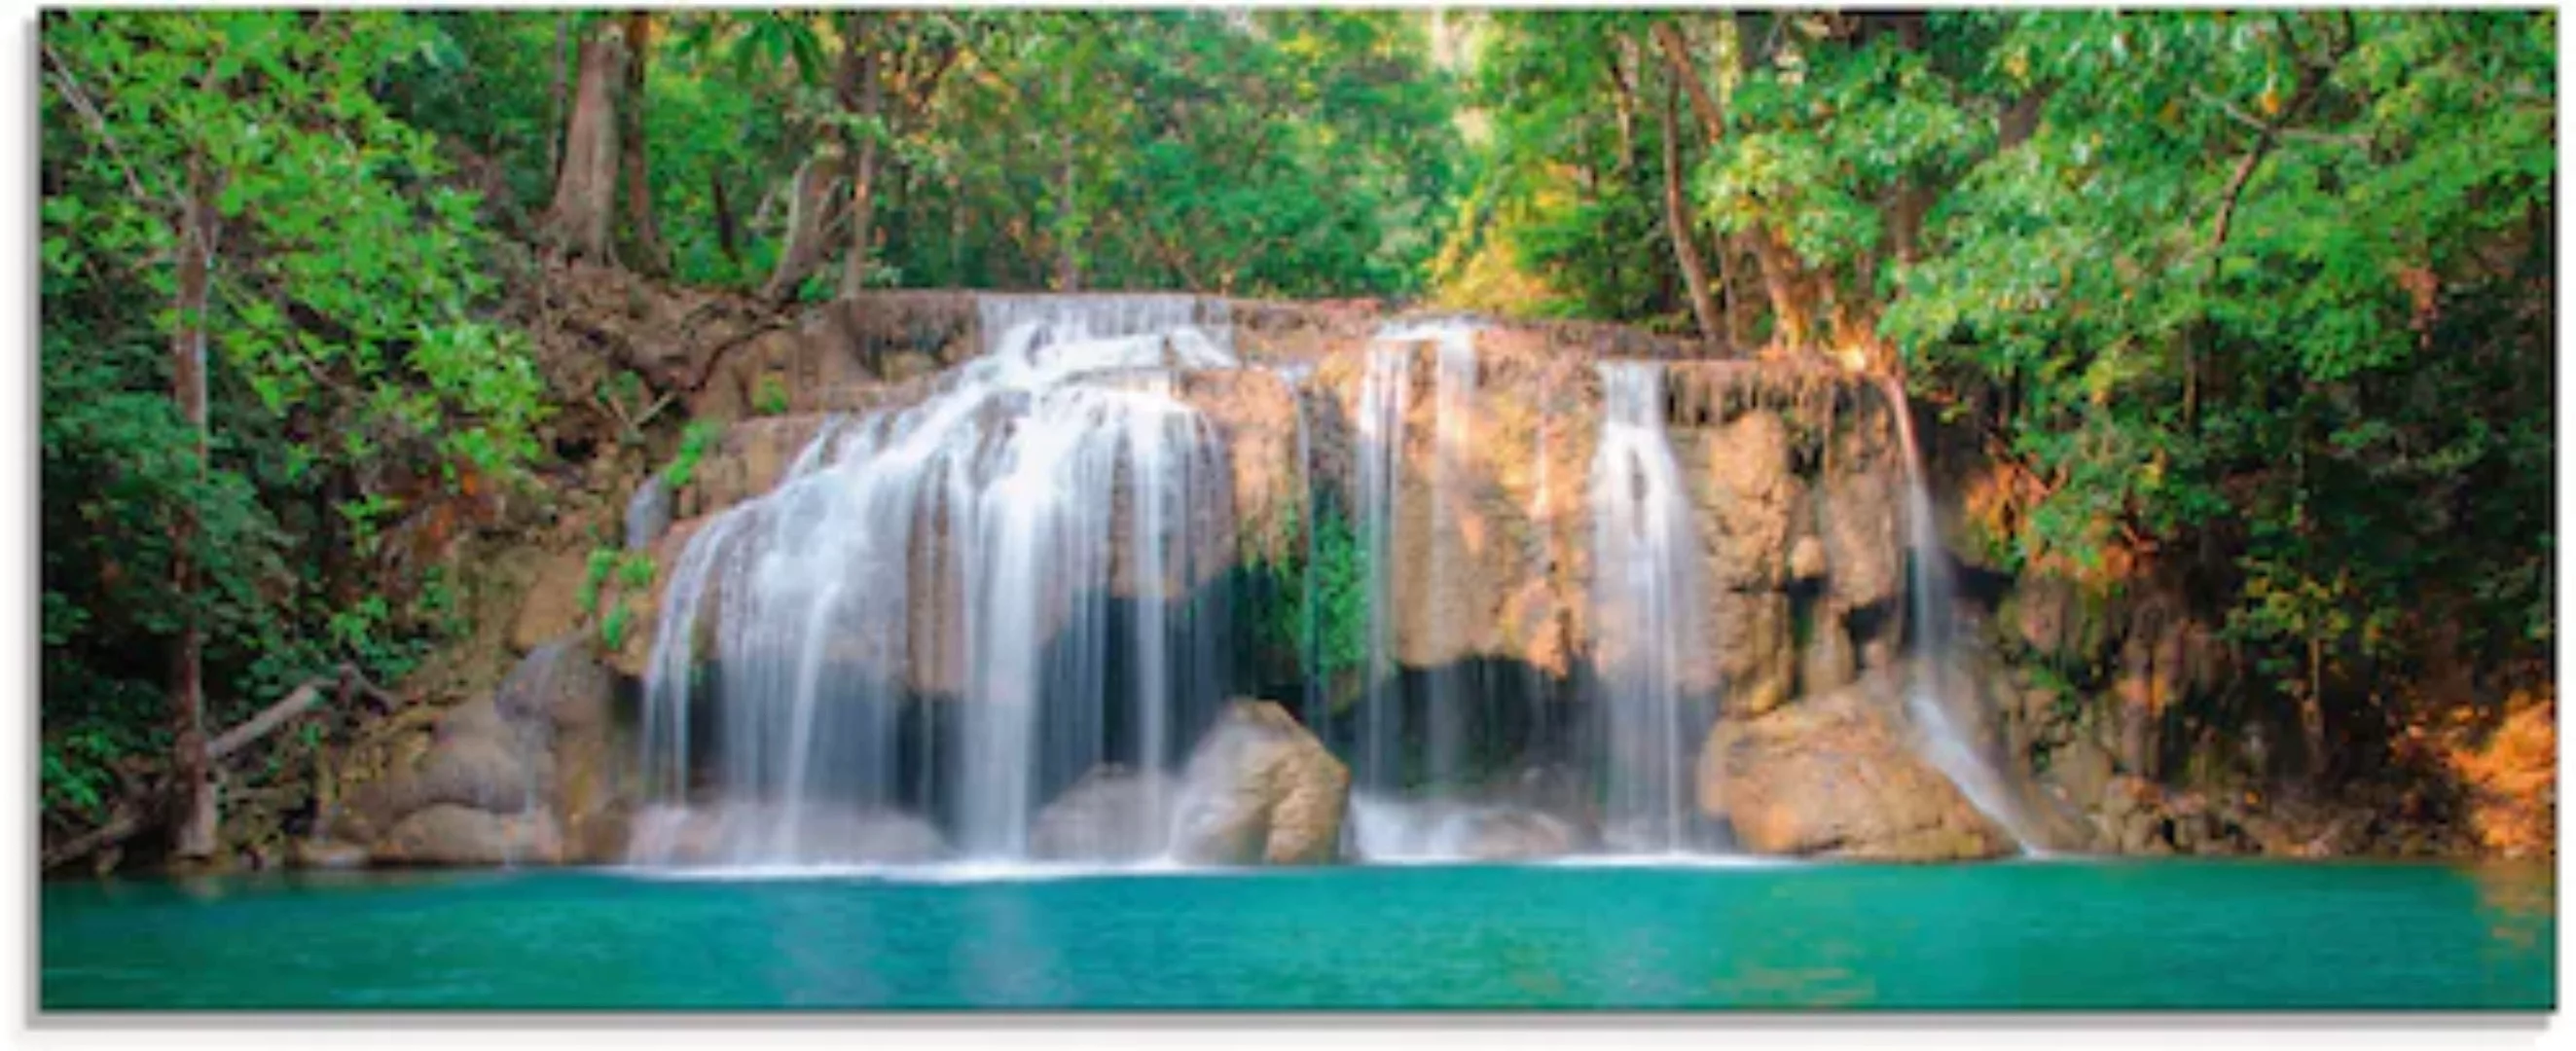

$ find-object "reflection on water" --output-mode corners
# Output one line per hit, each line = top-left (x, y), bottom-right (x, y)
(40, 860), (2558, 1011)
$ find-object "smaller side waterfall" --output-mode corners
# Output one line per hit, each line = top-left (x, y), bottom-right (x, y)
(1587, 362), (1711, 854)
(1881, 377), (2041, 853)
(625, 476), (671, 551)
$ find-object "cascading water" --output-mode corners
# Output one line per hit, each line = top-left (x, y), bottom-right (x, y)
(1351, 337), (1413, 797)
(1274, 363), (1326, 734)
(1881, 377), (2041, 853)
(634, 295), (1233, 867)
(1424, 325), (1478, 796)
(1343, 319), (1496, 859)
(625, 476), (671, 552)
(1587, 362), (1711, 854)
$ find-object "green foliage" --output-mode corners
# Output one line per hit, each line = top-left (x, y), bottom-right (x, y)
(37, 8), (2555, 835)
(752, 374), (790, 417)
(41, 11), (556, 835)
(1876, 11), (2553, 739)
(617, 550), (657, 590)
(664, 419), (721, 489)
(1305, 509), (1372, 688)
(577, 547), (617, 618)
(599, 602), (633, 654)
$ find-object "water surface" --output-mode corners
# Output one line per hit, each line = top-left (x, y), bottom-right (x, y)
(41, 859), (2554, 1011)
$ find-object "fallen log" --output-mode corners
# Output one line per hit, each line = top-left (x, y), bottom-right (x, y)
(42, 807), (141, 872)
(43, 665), (404, 873)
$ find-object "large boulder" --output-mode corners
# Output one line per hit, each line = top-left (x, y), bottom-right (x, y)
(1030, 766), (1179, 863)
(1703, 668), (2014, 860)
(510, 548), (595, 654)
(372, 804), (564, 866)
(1171, 700), (1350, 865)
(342, 641), (634, 866)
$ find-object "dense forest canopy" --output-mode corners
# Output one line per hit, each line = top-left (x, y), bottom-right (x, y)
(38, 10), (2553, 859)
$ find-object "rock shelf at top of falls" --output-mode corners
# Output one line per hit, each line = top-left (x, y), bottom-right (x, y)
(327, 291), (2066, 871)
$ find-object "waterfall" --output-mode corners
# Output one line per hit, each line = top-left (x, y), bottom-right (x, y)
(625, 475), (671, 551)
(1352, 338), (1412, 795)
(1587, 362), (1711, 854)
(634, 295), (1233, 866)
(1278, 364), (1325, 734)
(1880, 377), (2041, 853)
(1350, 317), (1482, 802)
(1424, 327), (1477, 796)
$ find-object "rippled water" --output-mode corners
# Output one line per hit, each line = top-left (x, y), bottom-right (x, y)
(41, 860), (2553, 1010)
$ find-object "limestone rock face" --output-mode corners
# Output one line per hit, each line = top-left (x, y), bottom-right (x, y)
(343, 641), (633, 868)
(373, 804), (564, 866)
(1171, 700), (1350, 865)
(1820, 468), (1902, 613)
(1704, 667), (2014, 861)
(1799, 606), (1860, 696)
(510, 549), (595, 654)
(1701, 411), (1799, 592)
(670, 415), (829, 522)
(1030, 767), (1179, 863)
(1713, 590), (1796, 717)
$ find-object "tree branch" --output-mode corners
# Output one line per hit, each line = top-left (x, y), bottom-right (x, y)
(2190, 87), (2370, 150)
(1651, 20), (1725, 146)
(41, 40), (173, 213)
(208, 664), (397, 762)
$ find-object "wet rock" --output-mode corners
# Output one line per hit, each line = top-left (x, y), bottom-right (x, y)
(355, 644), (630, 865)
(373, 805), (563, 866)
(1713, 591), (1796, 716)
(2044, 737), (2118, 814)
(1799, 607), (1859, 695)
(671, 415), (829, 521)
(624, 803), (949, 865)
(494, 638), (617, 730)
(1172, 700), (1350, 865)
(1449, 809), (1581, 860)
(1701, 411), (1798, 591)
(1819, 468), (1901, 612)
(1704, 668), (2014, 861)
(510, 549), (595, 655)
(288, 838), (370, 870)
(1788, 534), (1829, 583)
(1031, 766), (1179, 863)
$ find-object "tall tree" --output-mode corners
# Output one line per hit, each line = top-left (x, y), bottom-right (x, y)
(1652, 53), (1722, 344)
(42, 11), (548, 861)
(617, 11), (671, 274)
(540, 18), (626, 263)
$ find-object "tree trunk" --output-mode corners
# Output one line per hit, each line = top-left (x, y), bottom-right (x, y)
(539, 23), (627, 265)
(1053, 65), (1080, 292)
(546, 13), (569, 185)
(1656, 15), (1822, 354)
(167, 155), (219, 864)
(837, 23), (885, 299)
(1053, 144), (1079, 291)
(761, 154), (844, 303)
(617, 12), (669, 276)
(1605, 40), (1638, 178)
(709, 170), (741, 271)
(1656, 73), (1723, 344)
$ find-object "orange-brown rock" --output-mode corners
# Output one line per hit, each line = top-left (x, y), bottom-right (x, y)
(1703, 666), (2014, 860)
